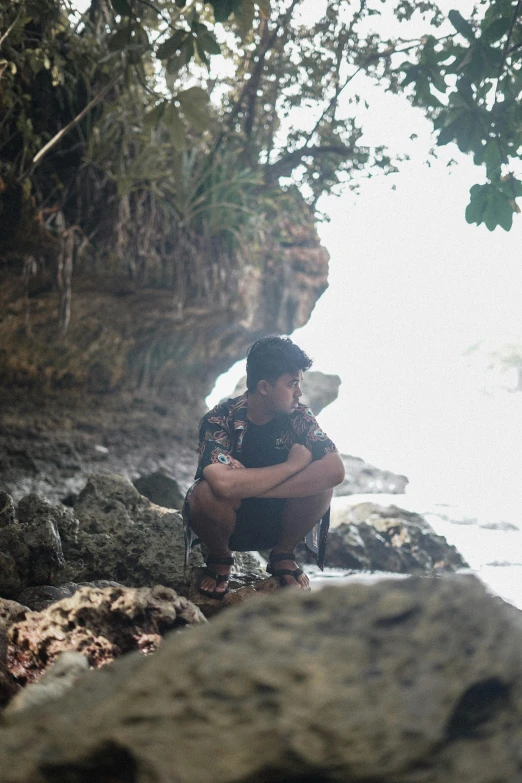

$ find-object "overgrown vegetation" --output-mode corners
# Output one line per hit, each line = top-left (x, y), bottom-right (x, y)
(1, 0), (521, 327)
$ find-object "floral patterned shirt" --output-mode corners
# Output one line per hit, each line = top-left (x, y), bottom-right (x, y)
(195, 392), (337, 479)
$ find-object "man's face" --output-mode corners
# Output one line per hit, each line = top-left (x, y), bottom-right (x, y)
(266, 371), (303, 415)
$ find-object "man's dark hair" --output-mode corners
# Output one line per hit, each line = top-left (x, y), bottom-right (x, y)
(246, 336), (313, 391)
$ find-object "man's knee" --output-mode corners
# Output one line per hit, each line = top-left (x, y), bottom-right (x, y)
(188, 479), (240, 516)
(284, 489), (332, 518)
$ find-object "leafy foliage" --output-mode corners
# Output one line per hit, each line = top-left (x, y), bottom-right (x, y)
(1, 0), (522, 333)
(395, 0), (522, 230)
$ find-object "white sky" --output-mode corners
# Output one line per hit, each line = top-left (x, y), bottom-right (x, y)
(207, 5), (522, 520)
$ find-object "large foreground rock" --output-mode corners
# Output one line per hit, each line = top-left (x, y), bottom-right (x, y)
(324, 502), (468, 572)
(1, 576), (522, 782)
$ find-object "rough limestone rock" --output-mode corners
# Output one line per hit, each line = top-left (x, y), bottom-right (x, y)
(15, 580), (123, 612)
(335, 454), (409, 496)
(323, 502), (468, 572)
(0, 493), (66, 597)
(132, 470), (185, 510)
(1, 577), (522, 783)
(4, 652), (89, 717)
(7, 584), (206, 685)
(53, 473), (203, 591)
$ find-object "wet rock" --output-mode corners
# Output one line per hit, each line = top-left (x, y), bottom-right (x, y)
(0, 577), (522, 782)
(335, 454), (409, 496)
(4, 652), (89, 717)
(133, 470), (185, 510)
(7, 584), (206, 684)
(322, 502), (468, 572)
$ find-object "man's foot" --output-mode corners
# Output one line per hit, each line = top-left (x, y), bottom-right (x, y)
(199, 555), (234, 600)
(267, 551), (310, 590)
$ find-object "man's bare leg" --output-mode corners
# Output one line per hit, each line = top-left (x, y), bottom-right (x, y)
(271, 489), (333, 589)
(188, 480), (239, 594)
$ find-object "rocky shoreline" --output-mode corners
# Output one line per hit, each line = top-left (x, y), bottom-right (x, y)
(3, 394), (520, 782)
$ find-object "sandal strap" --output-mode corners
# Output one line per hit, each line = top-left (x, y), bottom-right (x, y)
(268, 567), (304, 579)
(204, 568), (231, 584)
(206, 555), (235, 566)
(269, 552), (296, 564)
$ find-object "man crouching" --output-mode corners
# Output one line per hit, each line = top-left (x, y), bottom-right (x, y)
(183, 336), (345, 597)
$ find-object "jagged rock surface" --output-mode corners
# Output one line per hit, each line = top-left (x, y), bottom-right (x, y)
(0, 577), (522, 783)
(7, 584), (206, 685)
(324, 502), (468, 572)
(0, 493), (66, 597)
(1, 475), (204, 595)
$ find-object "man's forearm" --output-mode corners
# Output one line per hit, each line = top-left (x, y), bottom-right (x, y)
(203, 460), (302, 500)
(257, 452), (345, 499)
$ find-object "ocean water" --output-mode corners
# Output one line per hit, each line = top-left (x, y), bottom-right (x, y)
(310, 488), (522, 611)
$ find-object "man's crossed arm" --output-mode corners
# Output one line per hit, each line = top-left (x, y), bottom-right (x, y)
(202, 445), (345, 500)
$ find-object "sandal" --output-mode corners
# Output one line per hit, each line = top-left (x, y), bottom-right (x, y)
(199, 555), (234, 600)
(266, 552), (305, 588)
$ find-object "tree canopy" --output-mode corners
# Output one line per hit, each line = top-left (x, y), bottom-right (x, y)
(1, 0), (521, 308)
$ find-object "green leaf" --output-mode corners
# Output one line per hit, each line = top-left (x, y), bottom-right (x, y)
(163, 103), (186, 150)
(437, 121), (458, 146)
(143, 100), (167, 129)
(465, 183), (514, 230)
(209, 0), (241, 23)
(465, 183), (489, 224)
(236, 0), (255, 39)
(110, 0), (131, 17)
(482, 140), (503, 176)
(157, 30), (187, 60)
(484, 189), (513, 231)
(177, 86), (210, 132)
(481, 16), (510, 44)
(108, 28), (131, 52)
(448, 10), (476, 41)
(166, 37), (194, 73)
(198, 31), (221, 55)
(401, 65), (419, 87)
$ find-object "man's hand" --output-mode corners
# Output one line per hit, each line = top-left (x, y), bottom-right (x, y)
(287, 443), (312, 473)
(228, 457), (245, 470)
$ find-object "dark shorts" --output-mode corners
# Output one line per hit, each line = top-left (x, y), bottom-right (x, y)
(229, 497), (286, 551)
(183, 480), (330, 569)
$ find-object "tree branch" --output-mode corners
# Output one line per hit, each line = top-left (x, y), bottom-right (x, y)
(21, 75), (120, 178)
(0, 7), (22, 48)
(267, 143), (355, 180)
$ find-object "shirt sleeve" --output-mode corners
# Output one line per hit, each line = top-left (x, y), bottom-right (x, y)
(292, 406), (338, 462)
(194, 406), (234, 480)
